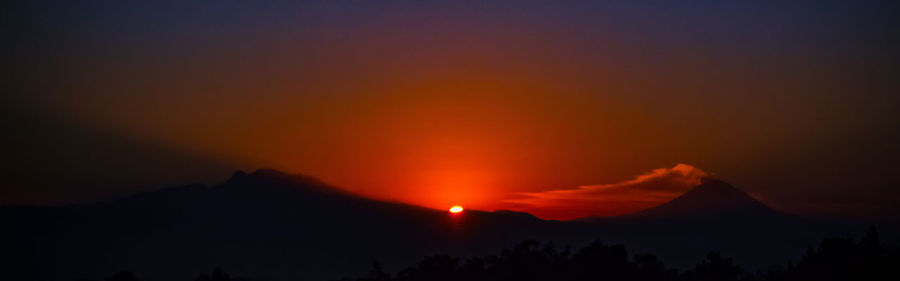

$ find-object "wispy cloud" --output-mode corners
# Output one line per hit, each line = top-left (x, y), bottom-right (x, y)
(506, 164), (708, 220)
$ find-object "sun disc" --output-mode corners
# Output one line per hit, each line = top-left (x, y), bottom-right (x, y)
(449, 205), (463, 213)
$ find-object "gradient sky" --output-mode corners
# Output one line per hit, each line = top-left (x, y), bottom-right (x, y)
(3, 0), (900, 220)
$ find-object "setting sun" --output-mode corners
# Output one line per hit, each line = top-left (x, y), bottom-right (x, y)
(449, 205), (464, 213)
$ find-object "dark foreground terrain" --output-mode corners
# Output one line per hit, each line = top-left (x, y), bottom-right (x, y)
(106, 227), (899, 281)
(2, 170), (896, 281)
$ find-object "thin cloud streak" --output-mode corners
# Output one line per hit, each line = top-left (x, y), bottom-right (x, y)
(506, 164), (708, 220)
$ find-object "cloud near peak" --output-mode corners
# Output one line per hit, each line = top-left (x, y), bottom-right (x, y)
(506, 164), (708, 220)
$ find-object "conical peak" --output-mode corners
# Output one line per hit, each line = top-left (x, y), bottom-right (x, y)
(627, 178), (777, 219)
(688, 178), (744, 195)
(225, 169), (321, 185)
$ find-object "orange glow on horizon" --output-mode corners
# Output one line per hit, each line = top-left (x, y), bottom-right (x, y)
(56, 11), (848, 222)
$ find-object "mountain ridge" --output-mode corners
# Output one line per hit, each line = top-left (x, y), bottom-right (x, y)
(0, 169), (867, 281)
(626, 178), (779, 219)
(575, 178), (780, 222)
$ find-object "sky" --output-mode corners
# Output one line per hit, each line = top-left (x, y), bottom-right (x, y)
(3, 0), (900, 221)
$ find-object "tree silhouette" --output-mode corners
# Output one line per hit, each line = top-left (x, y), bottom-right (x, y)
(333, 226), (899, 281)
(98, 226), (900, 281)
(572, 240), (631, 281)
(633, 254), (677, 281)
(683, 252), (742, 281)
(785, 225), (897, 281)
(354, 260), (391, 281)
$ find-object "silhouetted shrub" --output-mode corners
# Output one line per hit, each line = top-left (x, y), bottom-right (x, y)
(683, 252), (742, 281)
(100, 226), (899, 281)
(785, 226), (898, 281)
(335, 226), (899, 281)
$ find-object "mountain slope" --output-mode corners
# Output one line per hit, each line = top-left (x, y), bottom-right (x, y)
(0, 171), (869, 281)
(570, 179), (869, 269)
(626, 178), (778, 220)
(0, 169), (556, 281)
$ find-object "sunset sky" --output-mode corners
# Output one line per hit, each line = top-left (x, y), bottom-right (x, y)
(3, 1), (900, 220)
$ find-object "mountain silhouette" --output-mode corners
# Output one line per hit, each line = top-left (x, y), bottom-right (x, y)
(626, 178), (777, 220)
(0, 170), (875, 281)
(0, 169), (559, 281)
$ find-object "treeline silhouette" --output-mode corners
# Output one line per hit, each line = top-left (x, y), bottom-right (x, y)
(85, 227), (898, 281)
(339, 226), (898, 281)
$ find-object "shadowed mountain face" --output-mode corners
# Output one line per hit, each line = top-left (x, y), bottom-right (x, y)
(0, 170), (877, 281)
(627, 179), (777, 220)
(0, 101), (234, 205)
(0, 170), (561, 281)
